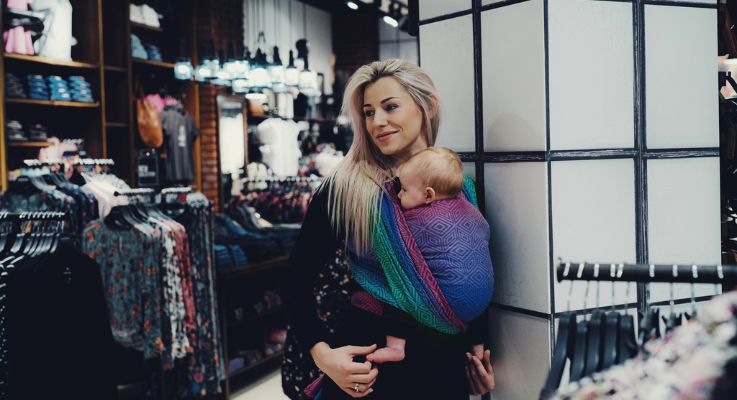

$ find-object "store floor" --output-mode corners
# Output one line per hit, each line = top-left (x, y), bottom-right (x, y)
(231, 369), (485, 399)
(232, 369), (288, 400)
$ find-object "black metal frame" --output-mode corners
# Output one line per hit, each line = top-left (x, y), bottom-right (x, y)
(416, 0), (721, 378)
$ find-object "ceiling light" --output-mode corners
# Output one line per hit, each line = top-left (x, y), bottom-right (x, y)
(383, 15), (398, 28)
(346, 1), (359, 10)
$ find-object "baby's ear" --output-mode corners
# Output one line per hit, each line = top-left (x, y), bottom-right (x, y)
(425, 187), (436, 204)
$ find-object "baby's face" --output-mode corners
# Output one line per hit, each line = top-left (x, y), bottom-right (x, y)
(397, 166), (429, 210)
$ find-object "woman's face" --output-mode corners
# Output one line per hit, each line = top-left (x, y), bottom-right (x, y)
(362, 76), (428, 163)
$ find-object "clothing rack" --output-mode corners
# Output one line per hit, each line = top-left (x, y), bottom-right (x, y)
(556, 260), (737, 284)
(22, 159), (65, 168)
(160, 186), (192, 195)
(241, 176), (321, 183)
(73, 158), (115, 166)
(113, 188), (155, 197)
(0, 211), (66, 222)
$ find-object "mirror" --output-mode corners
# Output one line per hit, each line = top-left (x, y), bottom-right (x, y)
(216, 94), (248, 207)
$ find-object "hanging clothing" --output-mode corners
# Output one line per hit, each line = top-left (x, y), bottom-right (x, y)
(161, 108), (198, 182)
(219, 112), (246, 175)
(33, 0), (75, 61)
(258, 118), (302, 177)
(550, 291), (737, 400)
(5, 241), (118, 400)
(3, 0), (35, 55)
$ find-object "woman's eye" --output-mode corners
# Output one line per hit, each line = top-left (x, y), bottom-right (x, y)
(363, 109), (374, 117)
(385, 104), (398, 111)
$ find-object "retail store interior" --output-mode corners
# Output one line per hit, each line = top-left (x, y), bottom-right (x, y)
(1, 0), (736, 399)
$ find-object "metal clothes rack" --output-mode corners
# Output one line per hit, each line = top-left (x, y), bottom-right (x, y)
(556, 260), (737, 285)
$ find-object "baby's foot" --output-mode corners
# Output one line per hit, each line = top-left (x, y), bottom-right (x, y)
(367, 347), (405, 363)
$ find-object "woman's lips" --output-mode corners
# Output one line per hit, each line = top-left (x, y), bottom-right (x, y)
(376, 130), (397, 142)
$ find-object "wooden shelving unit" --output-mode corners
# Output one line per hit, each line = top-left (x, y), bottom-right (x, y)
(6, 98), (100, 108)
(132, 58), (176, 69)
(3, 53), (98, 69)
(7, 141), (54, 148)
(0, 0), (201, 191)
(130, 21), (164, 32)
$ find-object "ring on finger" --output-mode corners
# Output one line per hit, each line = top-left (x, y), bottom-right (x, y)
(354, 383), (361, 393)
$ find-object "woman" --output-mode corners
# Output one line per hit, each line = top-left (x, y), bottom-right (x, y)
(283, 59), (494, 399)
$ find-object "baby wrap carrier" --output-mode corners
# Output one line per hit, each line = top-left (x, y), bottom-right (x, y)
(348, 177), (494, 334)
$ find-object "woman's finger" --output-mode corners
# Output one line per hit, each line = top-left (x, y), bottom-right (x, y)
(465, 362), (480, 395)
(472, 355), (493, 391)
(342, 385), (374, 398)
(466, 354), (483, 394)
(483, 350), (495, 390)
(350, 367), (379, 383)
(345, 360), (373, 374)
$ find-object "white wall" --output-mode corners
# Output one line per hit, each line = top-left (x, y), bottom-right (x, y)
(243, 0), (334, 94)
(378, 19), (418, 64)
(419, 1), (719, 399)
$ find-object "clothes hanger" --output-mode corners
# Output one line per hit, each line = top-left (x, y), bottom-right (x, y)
(541, 262), (578, 397)
(616, 276), (638, 365)
(662, 265), (680, 334)
(583, 264), (604, 376)
(601, 264), (620, 371)
(568, 264), (589, 382)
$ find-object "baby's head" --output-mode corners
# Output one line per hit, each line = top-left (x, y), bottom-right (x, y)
(397, 147), (464, 210)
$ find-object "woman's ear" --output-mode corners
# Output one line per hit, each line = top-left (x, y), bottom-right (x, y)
(425, 187), (436, 204)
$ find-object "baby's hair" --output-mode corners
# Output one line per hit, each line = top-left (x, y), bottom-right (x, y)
(402, 147), (464, 197)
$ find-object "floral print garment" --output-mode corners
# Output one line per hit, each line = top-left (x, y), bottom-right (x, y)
(82, 221), (166, 360)
(551, 291), (737, 400)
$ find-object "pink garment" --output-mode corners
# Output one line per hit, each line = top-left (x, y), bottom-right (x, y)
(4, 0), (35, 55)
(145, 93), (165, 113)
(163, 96), (180, 107)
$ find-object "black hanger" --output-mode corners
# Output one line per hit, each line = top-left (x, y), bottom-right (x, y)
(617, 312), (638, 364)
(584, 309), (605, 376)
(541, 311), (577, 396)
(638, 307), (661, 348)
(601, 308), (619, 370)
(569, 314), (588, 382)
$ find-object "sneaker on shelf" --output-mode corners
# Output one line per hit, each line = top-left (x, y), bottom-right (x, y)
(140, 5), (161, 28)
(129, 4), (144, 24)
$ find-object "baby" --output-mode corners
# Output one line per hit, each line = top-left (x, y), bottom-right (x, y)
(368, 147), (494, 363)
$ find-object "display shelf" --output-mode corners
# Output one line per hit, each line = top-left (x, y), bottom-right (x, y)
(104, 65), (127, 73)
(130, 21), (164, 32)
(218, 256), (290, 280)
(228, 306), (284, 328)
(7, 141), (54, 148)
(132, 58), (175, 69)
(105, 121), (129, 128)
(228, 351), (284, 379)
(3, 53), (98, 69)
(6, 98), (100, 108)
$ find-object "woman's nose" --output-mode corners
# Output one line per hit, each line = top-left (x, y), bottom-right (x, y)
(372, 110), (388, 127)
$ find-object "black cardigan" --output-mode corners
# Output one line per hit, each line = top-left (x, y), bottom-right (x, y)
(282, 184), (489, 351)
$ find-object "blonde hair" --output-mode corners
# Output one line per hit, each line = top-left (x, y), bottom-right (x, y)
(400, 147), (463, 198)
(323, 59), (441, 254)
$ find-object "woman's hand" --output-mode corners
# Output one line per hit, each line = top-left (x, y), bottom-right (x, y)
(310, 342), (379, 398)
(465, 344), (495, 395)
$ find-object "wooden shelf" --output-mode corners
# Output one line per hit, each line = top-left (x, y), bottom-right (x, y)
(6, 98), (100, 108)
(104, 65), (127, 73)
(229, 306), (284, 328)
(3, 53), (98, 69)
(130, 21), (164, 32)
(132, 58), (175, 69)
(228, 351), (283, 379)
(218, 256), (289, 280)
(106, 121), (129, 128)
(7, 141), (53, 148)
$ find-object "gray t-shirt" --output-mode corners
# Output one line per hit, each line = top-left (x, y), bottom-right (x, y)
(161, 108), (198, 182)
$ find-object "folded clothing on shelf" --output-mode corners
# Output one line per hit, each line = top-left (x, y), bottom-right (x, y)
(27, 74), (49, 100)
(131, 34), (147, 59)
(27, 123), (48, 141)
(5, 120), (26, 142)
(68, 76), (94, 103)
(130, 4), (161, 28)
(47, 75), (71, 101)
(144, 44), (162, 62)
(214, 244), (248, 271)
(5, 73), (26, 98)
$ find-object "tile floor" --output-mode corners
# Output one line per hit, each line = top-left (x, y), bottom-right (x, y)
(232, 369), (288, 400)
